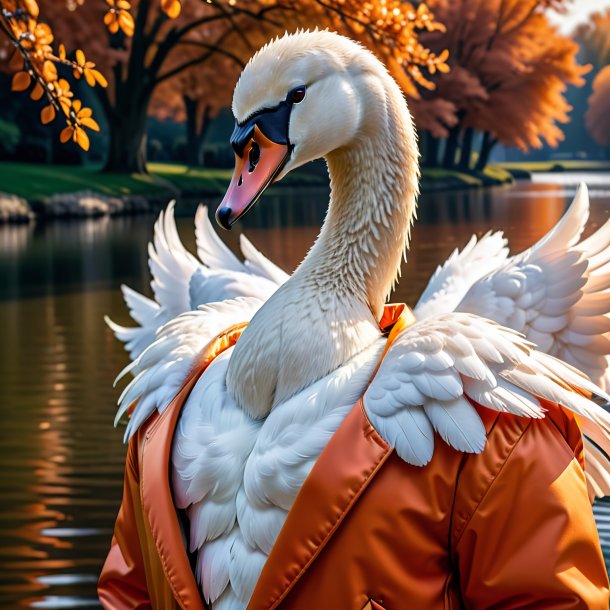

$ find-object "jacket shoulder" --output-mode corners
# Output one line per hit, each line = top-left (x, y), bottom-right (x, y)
(451, 404), (585, 547)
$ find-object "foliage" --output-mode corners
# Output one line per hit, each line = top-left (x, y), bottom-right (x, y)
(410, 0), (588, 170)
(576, 9), (610, 70)
(0, 161), (326, 200)
(586, 65), (610, 148)
(307, 0), (449, 96)
(1, 0), (448, 171)
(0, 116), (19, 155)
(582, 10), (610, 150)
(0, 0), (107, 150)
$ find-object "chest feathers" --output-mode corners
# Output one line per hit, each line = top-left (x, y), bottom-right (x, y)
(170, 339), (384, 609)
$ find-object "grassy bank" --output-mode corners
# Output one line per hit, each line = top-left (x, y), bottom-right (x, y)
(0, 162), (327, 202)
(499, 160), (610, 179)
(420, 165), (514, 190)
(0, 161), (517, 201)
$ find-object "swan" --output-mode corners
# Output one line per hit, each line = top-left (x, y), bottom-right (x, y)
(108, 30), (610, 609)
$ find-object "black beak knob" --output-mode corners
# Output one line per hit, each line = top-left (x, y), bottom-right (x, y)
(216, 206), (233, 230)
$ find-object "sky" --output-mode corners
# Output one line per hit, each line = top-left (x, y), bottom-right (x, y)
(549, 0), (610, 33)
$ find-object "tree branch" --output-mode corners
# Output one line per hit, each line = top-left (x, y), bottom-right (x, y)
(213, 1), (254, 53)
(147, 12), (228, 80)
(155, 42), (244, 85)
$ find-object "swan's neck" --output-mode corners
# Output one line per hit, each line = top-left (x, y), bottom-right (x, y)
(227, 77), (419, 418)
(298, 104), (418, 317)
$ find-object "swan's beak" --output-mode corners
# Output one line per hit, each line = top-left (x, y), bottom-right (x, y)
(216, 126), (290, 229)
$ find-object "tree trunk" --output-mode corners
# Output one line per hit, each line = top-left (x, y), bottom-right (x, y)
(459, 127), (474, 171)
(475, 131), (497, 171)
(184, 97), (212, 167)
(443, 126), (460, 169)
(424, 132), (440, 167)
(104, 110), (149, 173)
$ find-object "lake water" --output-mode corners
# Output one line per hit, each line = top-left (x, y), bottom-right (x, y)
(1, 175), (610, 608)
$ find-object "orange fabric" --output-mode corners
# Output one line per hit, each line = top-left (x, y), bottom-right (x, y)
(99, 306), (609, 610)
(247, 403), (608, 610)
(99, 322), (248, 610)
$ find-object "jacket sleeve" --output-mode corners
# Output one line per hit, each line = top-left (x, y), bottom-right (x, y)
(454, 415), (610, 610)
(98, 437), (152, 610)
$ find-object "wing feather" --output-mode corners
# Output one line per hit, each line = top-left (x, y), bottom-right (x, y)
(108, 203), (285, 361)
(455, 183), (610, 390)
(414, 231), (509, 320)
(365, 312), (610, 474)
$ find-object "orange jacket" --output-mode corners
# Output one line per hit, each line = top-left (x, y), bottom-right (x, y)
(99, 305), (610, 610)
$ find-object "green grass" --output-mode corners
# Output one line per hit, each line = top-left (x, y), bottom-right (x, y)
(0, 162), (324, 202)
(421, 165), (513, 188)
(0, 162), (161, 200)
(499, 160), (610, 173)
(0, 160), (518, 204)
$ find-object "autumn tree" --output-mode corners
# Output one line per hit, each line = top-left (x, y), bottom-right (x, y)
(2, 0), (448, 174)
(150, 54), (238, 165)
(410, 0), (588, 171)
(577, 9), (610, 71)
(580, 10), (610, 156)
(585, 65), (610, 154)
(0, 0), (107, 150)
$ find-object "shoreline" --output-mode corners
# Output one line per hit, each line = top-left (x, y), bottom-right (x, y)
(1, 161), (608, 223)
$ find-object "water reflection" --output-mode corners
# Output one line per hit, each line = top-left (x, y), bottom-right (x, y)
(0, 177), (610, 608)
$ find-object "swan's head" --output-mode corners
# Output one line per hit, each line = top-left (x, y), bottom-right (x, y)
(216, 29), (397, 229)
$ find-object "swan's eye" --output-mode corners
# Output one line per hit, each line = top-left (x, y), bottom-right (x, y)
(287, 86), (306, 104)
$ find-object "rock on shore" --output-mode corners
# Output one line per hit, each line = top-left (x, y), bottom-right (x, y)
(0, 193), (35, 223)
(0, 190), (152, 222)
(38, 191), (151, 219)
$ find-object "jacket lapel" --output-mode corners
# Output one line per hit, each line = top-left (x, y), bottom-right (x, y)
(140, 323), (248, 610)
(247, 305), (415, 610)
(246, 400), (392, 610)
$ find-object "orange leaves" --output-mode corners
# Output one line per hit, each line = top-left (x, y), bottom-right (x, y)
(103, 0), (182, 37)
(582, 10), (610, 147)
(161, 0), (181, 19)
(104, 0), (135, 36)
(48, 78), (73, 115)
(410, 0), (586, 155)
(30, 82), (44, 100)
(1, 0), (108, 151)
(60, 124), (90, 151)
(318, 0), (449, 96)
(23, 0), (39, 18)
(73, 49), (108, 87)
(40, 105), (55, 125)
(60, 100), (100, 152)
(11, 71), (31, 92)
(586, 66), (610, 148)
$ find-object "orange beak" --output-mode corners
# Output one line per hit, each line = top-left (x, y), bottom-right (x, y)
(216, 125), (290, 229)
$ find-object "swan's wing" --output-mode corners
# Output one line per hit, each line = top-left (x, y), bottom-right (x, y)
(105, 202), (200, 359)
(457, 184), (610, 387)
(191, 205), (285, 305)
(107, 204), (281, 360)
(114, 296), (264, 441)
(195, 205), (246, 274)
(413, 231), (509, 320)
(104, 286), (161, 361)
(239, 233), (290, 285)
(149, 201), (202, 315)
(364, 312), (610, 485)
(195, 205), (290, 285)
